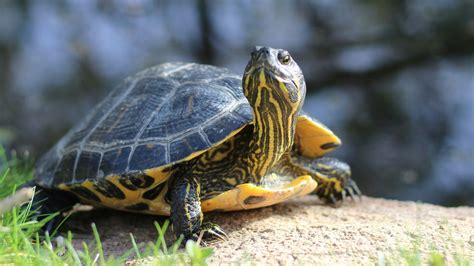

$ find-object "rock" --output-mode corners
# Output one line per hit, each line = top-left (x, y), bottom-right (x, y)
(67, 196), (474, 264)
(207, 196), (474, 264)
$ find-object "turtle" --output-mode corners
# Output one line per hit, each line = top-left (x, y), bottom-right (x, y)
(22, 46), (360, 242)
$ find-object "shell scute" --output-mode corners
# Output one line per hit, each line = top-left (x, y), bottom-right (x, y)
(99, 147), (131, 176)
(129, 144), (167, 170)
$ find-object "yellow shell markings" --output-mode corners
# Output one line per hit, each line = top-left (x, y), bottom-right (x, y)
(59, 166), (173, 216)
(201, 175), (317, 212)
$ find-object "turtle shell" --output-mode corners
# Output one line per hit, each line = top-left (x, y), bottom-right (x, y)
(35, 63), (253, 187)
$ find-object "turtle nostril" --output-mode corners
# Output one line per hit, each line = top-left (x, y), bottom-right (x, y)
(252, 46), (270, 61)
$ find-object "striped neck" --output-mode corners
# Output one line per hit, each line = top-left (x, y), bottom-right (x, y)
(244, 71), (300, 180)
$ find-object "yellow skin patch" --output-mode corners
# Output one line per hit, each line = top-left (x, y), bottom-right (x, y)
(295, 115), (341, 158)
(201, 175), (317, 212)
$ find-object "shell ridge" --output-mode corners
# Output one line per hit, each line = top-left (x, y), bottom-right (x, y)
(198, 130), (213, 147)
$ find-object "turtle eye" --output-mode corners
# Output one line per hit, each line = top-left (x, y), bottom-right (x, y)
(278, 51), (291, 65)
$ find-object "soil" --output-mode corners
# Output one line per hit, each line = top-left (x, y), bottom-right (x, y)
(66, 196), (474, 265)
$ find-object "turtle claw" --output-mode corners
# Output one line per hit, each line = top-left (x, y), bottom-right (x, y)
(329, 194), (337, 205)
(341, 179), (362, 203)
(352, 182), (363, 201)
(347, 187), (356, 201)
(197, 222), (228, 245)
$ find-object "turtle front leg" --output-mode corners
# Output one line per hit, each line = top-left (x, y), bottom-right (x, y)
(169, 175), (226, 243)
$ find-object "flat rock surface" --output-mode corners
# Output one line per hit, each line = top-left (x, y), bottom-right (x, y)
(66, 196), (474, 265)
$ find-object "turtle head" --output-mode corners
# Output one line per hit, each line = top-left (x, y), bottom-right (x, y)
(243, 46), (306, 112)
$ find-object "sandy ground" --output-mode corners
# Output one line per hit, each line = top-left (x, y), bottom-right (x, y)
(66, 196), (474, 265)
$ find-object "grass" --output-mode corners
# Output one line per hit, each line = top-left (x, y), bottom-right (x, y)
(378, 242), (474, 266)
(377, 210), (474, 266)
(0, 147), (213, 265)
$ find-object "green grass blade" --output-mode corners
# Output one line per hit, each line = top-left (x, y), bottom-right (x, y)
(130, 233), (141, 260)
(81, 241), (92, 266)
(91, 223), (106, 266)
(154, 220), (168, 253)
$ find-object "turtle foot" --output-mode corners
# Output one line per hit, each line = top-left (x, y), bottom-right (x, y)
(317, 179), (362, 206)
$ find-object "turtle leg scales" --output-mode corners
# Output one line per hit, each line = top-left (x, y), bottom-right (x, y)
(201, 175), (317, 212)
(309, 158), (362, 205)
(285, 156), (362, 205)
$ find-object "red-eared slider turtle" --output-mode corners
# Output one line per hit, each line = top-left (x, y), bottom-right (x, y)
(24, 47), (360, 241)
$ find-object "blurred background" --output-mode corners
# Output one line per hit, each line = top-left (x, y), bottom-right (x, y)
(0, 0), (473, 206)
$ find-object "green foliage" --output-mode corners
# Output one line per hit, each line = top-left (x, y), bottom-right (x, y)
(0, 148), (213, 265)
(0, 146), (33, 198)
